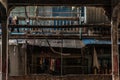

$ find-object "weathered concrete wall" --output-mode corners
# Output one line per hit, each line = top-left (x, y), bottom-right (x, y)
(9, 45), (26, 76)
(9, 45), (19, 76)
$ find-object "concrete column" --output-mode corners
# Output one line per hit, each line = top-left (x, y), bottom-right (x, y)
(18, 44), (26, 75)
(0, 18), (8, 80)
(111, 3), (120, 80)
(9, 44), (26, 76)
(9, 45), (19, 76)
(111, 19), (119, 80)
(0, 2), (8, 80)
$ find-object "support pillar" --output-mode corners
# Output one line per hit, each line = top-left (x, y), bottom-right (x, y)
(111, 3), (120, 80)
(0, 3), (8, 80)
(1, 20), (8, 80)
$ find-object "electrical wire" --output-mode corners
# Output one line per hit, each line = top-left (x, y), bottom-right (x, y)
(41, 29), (70, 56)
(33, 6), (70, 56)
(25, 6), (29, 18)
(24, 6), (70, 56)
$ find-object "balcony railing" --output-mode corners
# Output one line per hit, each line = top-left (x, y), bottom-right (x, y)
(8, 24), (111, 39)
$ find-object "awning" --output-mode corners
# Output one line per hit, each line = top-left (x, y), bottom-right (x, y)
(8, 39), (116, 48)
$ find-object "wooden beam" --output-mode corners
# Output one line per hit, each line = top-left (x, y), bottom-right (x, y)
(8, 24), (111, 28)
(12, 11), (81, 14)
(6, 34), (111, 39)
(0, 4), (8, 80)
(17, 16), (79, 20)
(8, 0), (111, 6)
(111, 3), (120, 80)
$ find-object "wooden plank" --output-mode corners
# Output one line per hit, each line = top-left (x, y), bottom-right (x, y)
(8, 24), (111, 28)
(6, 34), (111, 39)
(17, 16), (79, 20)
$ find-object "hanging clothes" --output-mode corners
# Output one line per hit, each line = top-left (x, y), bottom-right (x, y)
(40, 58), (43, 65)
(50, 59), (55, 71)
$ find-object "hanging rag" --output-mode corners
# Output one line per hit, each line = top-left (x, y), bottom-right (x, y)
(50, 59), (55, 71)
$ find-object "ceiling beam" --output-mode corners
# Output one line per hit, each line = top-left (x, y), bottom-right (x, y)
(17, 16), (79, 20)
(7, 34), (111, 39)
(8, 0), (111, 6)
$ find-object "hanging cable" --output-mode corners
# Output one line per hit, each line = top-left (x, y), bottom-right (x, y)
(25, 6), (29, 18)
(25, 6), (30, 26)
(60, 33), (63, 76)
(41, 29), (70, 56)
(34, 6), (70, 56)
